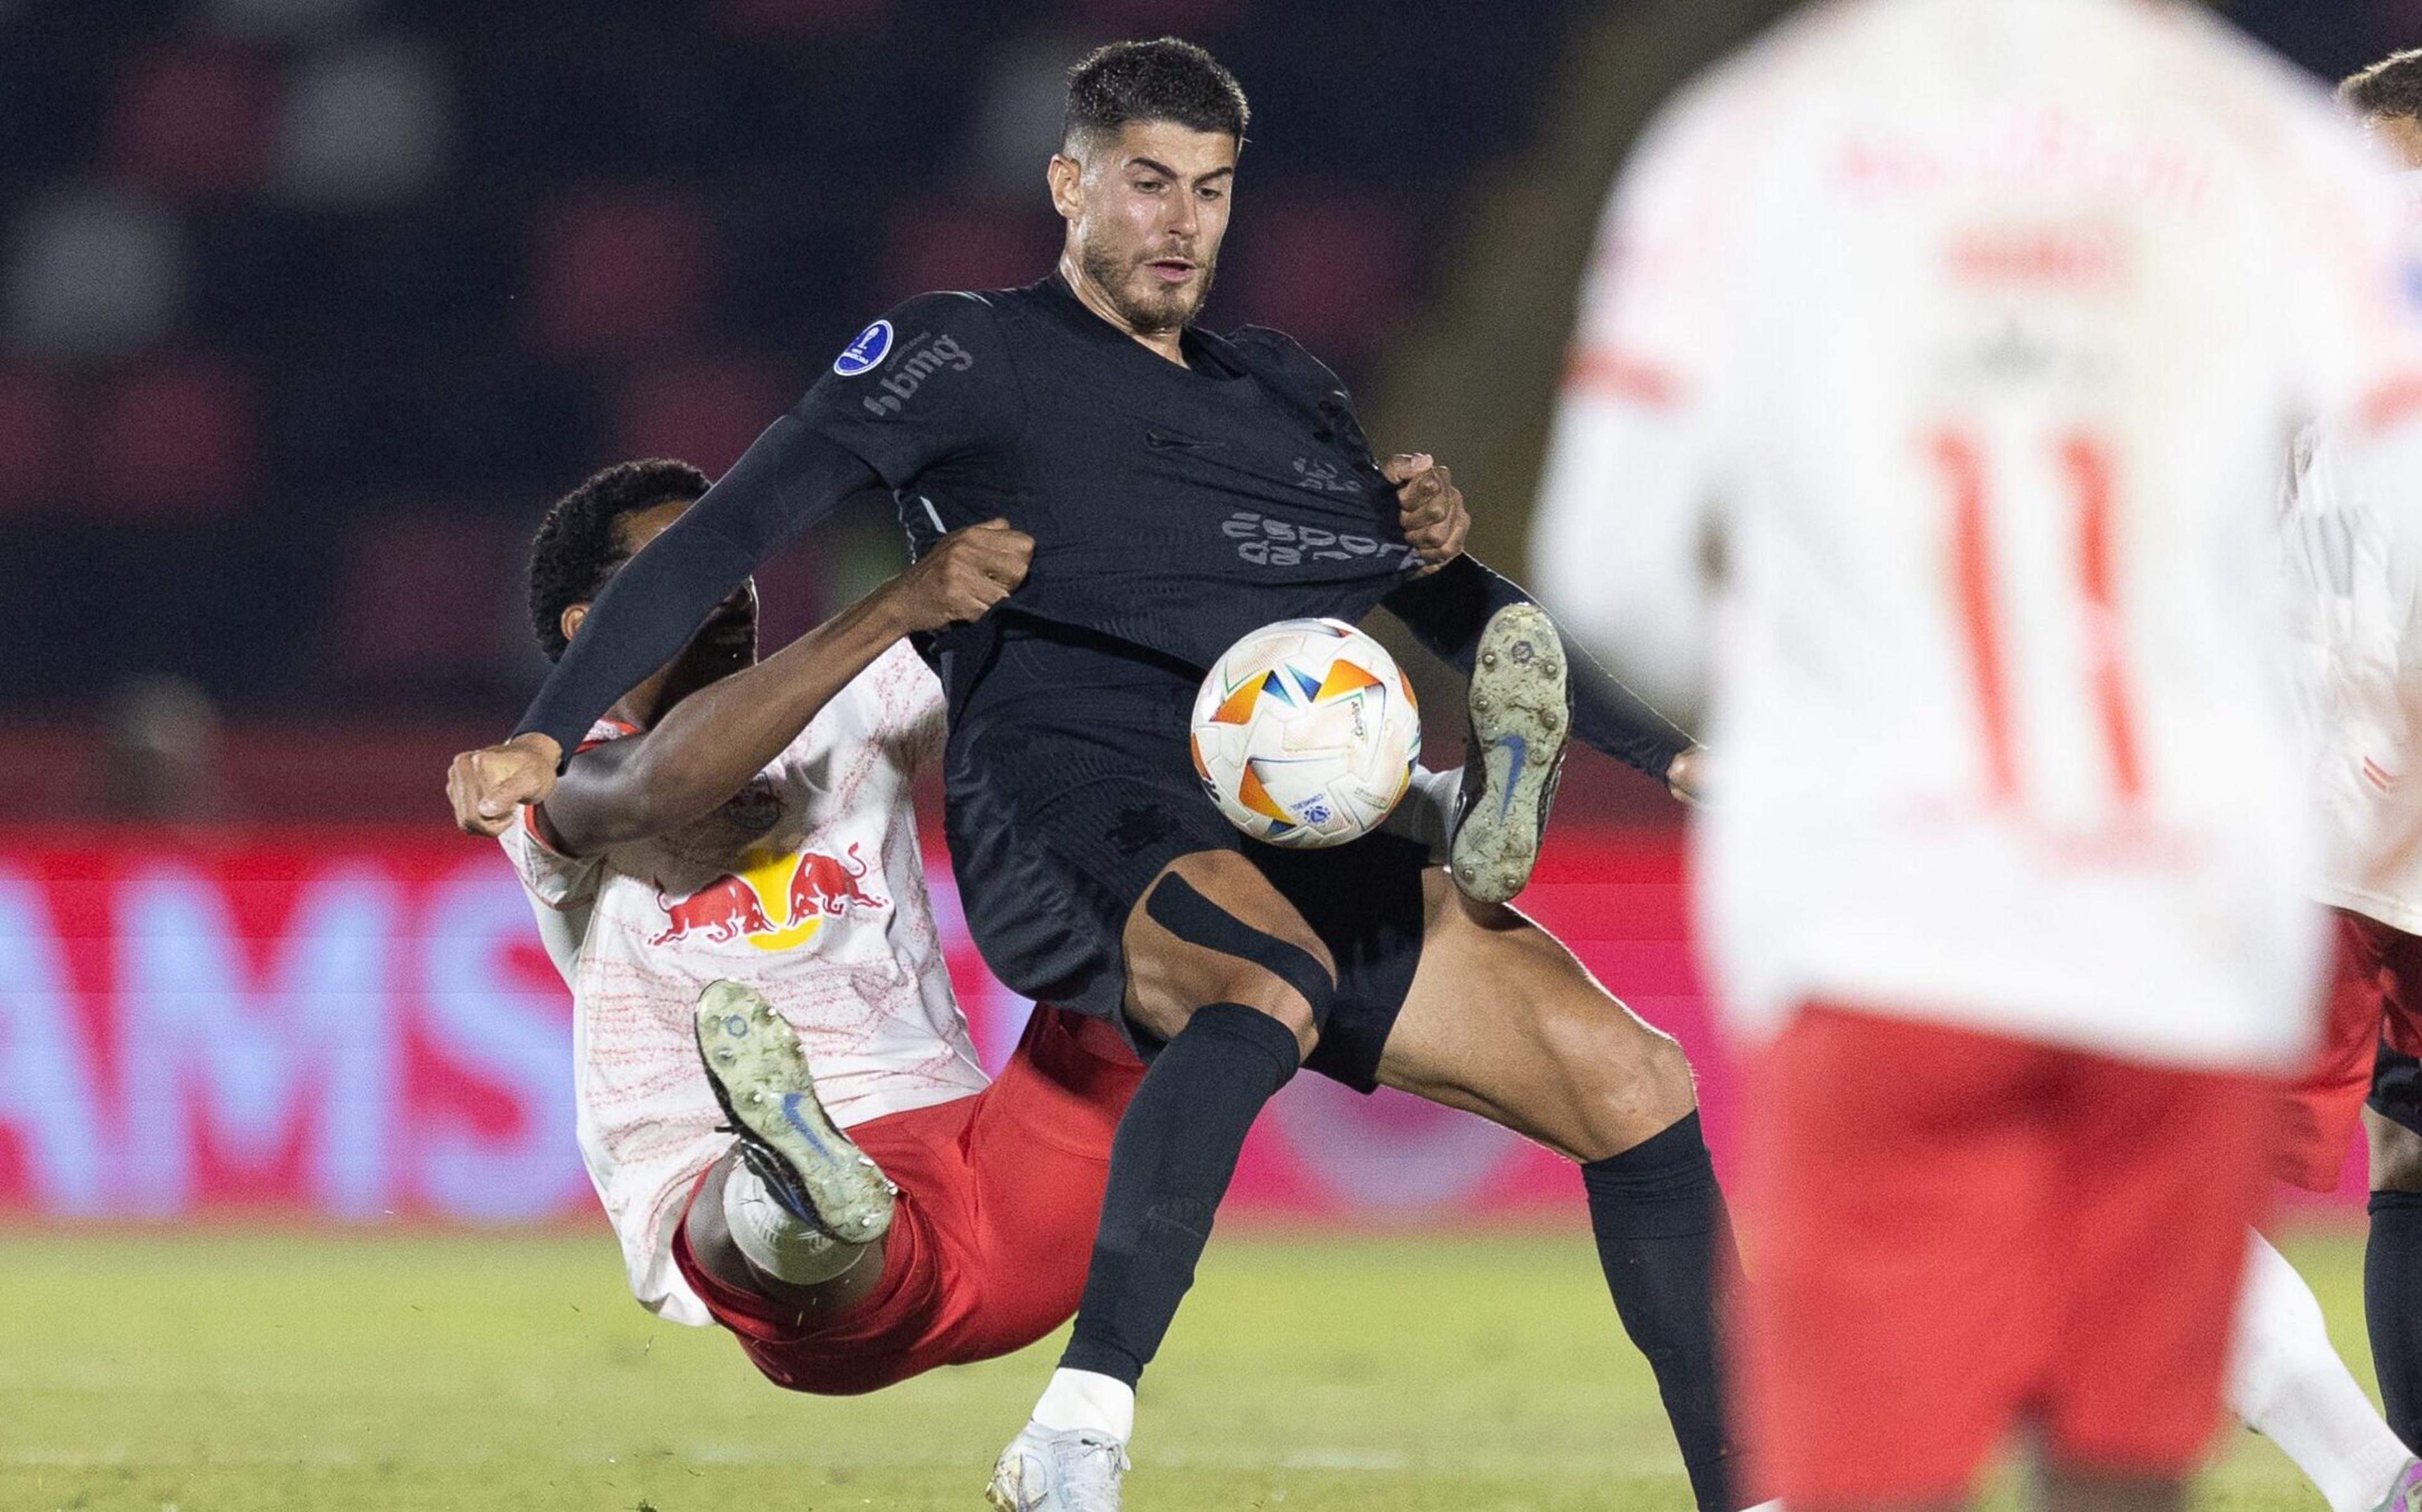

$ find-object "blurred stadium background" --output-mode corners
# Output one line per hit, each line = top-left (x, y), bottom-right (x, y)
(0, 1), (2414, 1506)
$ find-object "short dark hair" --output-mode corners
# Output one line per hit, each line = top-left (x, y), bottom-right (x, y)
(526, 458), (709, 661)
(2344, 49), (2422, 124)
(1063, 37), (1248, 153)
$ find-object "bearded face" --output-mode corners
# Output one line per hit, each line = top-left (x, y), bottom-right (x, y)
(1053, 120), (1237, 337)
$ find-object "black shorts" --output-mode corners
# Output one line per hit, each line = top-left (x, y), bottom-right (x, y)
(2373, 1041), (2422, 1139)
(940, 625), (1429, 1093)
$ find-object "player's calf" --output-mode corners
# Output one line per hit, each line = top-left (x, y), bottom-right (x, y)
(1001, 857), (1337, 1499)
(2369, 1103), (2422, 1450)
(693, 981), (896, 1291)
(1384, 883), (1741, 1506)
(1449, 603), (1571, 905)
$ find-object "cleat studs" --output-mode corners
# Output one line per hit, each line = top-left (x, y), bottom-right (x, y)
(1480, 649), (1498, 668)
(723, 1015), (748, 1036)
(1512, 640), (1535, 663)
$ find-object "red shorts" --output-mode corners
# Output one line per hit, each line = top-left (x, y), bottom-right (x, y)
(1737, 1004), (2271, 1507)
(2273, 909), (2422, 1191)
(670, 1006), (1142, 1395)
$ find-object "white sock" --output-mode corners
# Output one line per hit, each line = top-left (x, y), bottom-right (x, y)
(1032, 1367), (1137, 1445)
(720, 1163), (867, 1286)
(2230, 1230), (2413, 1512)
(1379, 765), (1461, 861)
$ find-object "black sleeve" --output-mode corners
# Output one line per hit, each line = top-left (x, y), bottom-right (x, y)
(510, 411), (880, 761)
(1382, 556), (1694, 782)
(795, 291), (1024, 489)
(510, 290), (1021, 764)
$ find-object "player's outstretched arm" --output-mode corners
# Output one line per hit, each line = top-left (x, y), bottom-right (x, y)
(1383, 555), (1697, 787)
(1369, 448), (1696, 790)
(446, 414), (881, 836)
(534, 521), (1031, 854)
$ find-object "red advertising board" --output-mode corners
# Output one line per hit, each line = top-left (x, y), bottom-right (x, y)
(0, 825), (2359, 1223)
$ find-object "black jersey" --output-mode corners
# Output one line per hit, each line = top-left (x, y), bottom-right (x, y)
(512, 273), (1687, 782)
(801, 277), (1420, 671)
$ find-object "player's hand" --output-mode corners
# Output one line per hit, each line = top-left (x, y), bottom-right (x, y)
(1666, 745), (1705, 806)
(447, 731), (563, 837)
(1383, 453), (1468, 578)
(887, 518), (1034, 631)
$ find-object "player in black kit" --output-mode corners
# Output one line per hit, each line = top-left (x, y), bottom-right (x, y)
(450, 39), (1743, 1511)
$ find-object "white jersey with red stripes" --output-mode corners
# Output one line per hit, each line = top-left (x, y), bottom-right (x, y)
(499, 639), (986, 1323)
(1533, 0), (2422, 1068)
(2286, 409), (2422, 935)
(2279, 175), (2422, 936)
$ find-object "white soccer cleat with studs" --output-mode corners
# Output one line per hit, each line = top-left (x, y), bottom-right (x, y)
(986, 1421), (1129, 1512)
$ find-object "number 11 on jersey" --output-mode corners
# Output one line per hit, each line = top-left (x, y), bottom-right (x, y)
(1928, 426), (2144, 819)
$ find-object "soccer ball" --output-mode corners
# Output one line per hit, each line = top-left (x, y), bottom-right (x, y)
(1190, 619), (1421, 849)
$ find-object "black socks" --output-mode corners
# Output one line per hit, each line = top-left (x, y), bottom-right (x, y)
(2368, 1187), (2422, 1449)
(1056, 1004), (1744, 1509)
(1060, 1003), (1302, 1385)
(1581, 1110), (1741, 1512)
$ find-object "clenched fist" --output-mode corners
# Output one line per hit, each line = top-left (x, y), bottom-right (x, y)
(884, 518), (1035, 632)
(1382, 453), (1469, 576)
(446, 731), (563, 837)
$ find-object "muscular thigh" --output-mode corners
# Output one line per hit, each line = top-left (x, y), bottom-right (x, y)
(1120, 849), (1335, 1055)
(1376, 869), (1697, 1163)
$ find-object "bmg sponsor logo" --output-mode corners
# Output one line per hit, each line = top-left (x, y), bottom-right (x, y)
(858, 331), (976, 417)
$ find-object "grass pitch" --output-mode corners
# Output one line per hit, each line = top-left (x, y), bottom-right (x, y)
(0, 1226), (2367, 1511)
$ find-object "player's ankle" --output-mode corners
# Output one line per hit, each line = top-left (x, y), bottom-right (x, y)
(1033, 1367), (1137, 1445)
(722, 1163), (865, 1285)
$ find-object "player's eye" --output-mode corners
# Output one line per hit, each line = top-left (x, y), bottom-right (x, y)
(1134, 178), (1164, 194)
(1196, 185), (1224, 202)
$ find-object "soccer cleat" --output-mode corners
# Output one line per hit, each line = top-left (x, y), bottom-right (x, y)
(693, 980), (894, 1247)
(2377, 1461), (2422, 1512)
(1449, 602), (1571, 905)
(986, 1421), (1129, 1512)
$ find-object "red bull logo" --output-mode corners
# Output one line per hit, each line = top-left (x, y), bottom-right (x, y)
(650, 844), (887, 951)
(787, 842), (887, 919)
(650, 873), (775, 946)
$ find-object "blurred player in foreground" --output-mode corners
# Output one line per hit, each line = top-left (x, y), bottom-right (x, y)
(485, 458), (1147, 1392)
(1533, 1), (2422, 1508)
(2282, 45), (2422, 1478)
(452, 38), (1749, 1512)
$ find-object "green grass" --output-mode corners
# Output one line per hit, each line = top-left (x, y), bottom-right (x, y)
(0, 1226), (2371, 1510)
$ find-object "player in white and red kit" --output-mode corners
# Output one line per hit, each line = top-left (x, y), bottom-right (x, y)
(2272, 47), (2422, 1480)
(1533, 1), (2422, 1505)
(488, 458), (1144, 1391)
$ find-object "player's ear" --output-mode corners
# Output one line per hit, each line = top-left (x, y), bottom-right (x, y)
(1047, 151), (1084, 221)
(561, 603), (588, 644)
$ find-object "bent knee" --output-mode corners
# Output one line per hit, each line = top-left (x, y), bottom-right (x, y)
(1184, 977), (1319, 1039)
(1171, 986), (1321, 1057)
(1608, 1027), (1698, 1135)
(1123, 864), (1331, 1053)
(1635, 1029), (1699, 1116)
(1541, 1006), (1699, 1160)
